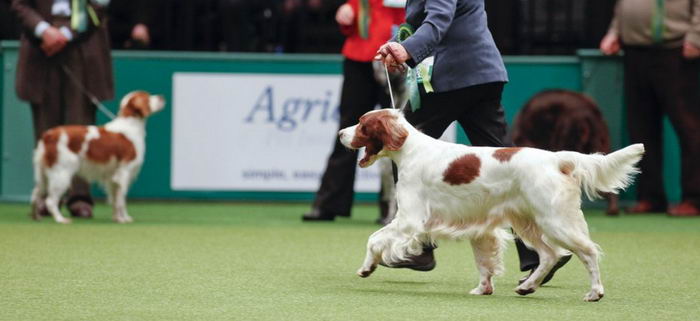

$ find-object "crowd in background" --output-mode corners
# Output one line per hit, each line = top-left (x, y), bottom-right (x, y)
(0, 0), (616, 55)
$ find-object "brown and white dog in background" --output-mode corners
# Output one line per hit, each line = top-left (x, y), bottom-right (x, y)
(31, 91), (165, 224)
(512, 90), (620, 215)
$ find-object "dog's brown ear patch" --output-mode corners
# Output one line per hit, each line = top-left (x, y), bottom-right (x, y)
(86, 128), (137, 163)
(492, 147), (522, 163)
(443, 154), (481, 185)
(352, 110), (407, 166)
(120, 91), (151, 118)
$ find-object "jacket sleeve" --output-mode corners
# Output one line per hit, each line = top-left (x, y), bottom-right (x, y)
(605, 1), (621, 37)
(400, 0), (456, 66)
(339, 0), (358, 37)
(11, 0), (45, 36)
(686, 0), (700, 47)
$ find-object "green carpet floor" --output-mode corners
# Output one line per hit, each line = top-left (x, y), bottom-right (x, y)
(0, 202), (698, 321)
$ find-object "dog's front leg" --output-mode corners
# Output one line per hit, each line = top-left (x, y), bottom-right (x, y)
(111, 171), (133, 223)
(356, 249), (378, 278)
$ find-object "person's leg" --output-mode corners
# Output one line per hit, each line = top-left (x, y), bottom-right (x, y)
(623, 48), (667, 212)
(304, 59), (378, 220)
(652, 49), (700, 215)
(454, 82), (509, 147)
(61, 49), (96, 218)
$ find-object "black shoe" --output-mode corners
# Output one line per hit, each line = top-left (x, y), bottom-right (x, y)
(302, 209), (336, 222)
(68, 200), (93, 218)
(518, 255), (572, 286)
(379, 245), (436, 271)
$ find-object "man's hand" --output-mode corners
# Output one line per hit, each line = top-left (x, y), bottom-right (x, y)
(375, 42), (410, 72)
(683, 41), (700, 59)
(40, 26), (68, 57)
(131, 23), (150, 45)
(599, 33), (620, 56)
(335, 3), (354, 26)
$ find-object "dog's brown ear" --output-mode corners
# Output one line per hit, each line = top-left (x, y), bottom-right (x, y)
(120, 91), (152, 118)
(357, 111), (407, 150)
(376, 114), (407, 151)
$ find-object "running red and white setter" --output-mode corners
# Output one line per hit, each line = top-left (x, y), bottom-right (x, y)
(340, 109), (643, 302)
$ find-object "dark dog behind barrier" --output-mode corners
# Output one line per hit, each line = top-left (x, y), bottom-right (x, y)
(512, 89), (618, 215)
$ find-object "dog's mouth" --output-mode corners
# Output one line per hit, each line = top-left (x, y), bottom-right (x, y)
(358, 142), (382, 168)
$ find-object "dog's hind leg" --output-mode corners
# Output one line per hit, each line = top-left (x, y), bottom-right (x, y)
(540, 209), (604, 302)
(44, 170), (72, 224)
(508, 213), (558, 295)
(30, 169), (47, 221)
(468, 230), (506, 295)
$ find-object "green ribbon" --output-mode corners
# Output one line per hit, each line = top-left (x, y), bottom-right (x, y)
(71, 0), (88, 32)
(358, 0), (370, 39)
(396, 23), (433, 111)
(71, 0), (100, 33)
(651, 0), (665, 44)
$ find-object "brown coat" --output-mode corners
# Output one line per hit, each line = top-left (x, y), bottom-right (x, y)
(12, 0), (114, 104)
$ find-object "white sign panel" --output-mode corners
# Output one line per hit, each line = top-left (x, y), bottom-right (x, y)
(172, 72), (375, 192)
(171, 72), (456, 192)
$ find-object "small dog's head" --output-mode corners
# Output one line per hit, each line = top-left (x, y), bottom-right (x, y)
(339, 109), (408, 168)
(118, 91), (166, 119)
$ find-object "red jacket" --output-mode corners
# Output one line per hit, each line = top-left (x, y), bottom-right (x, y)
(340, 0), (405, 62)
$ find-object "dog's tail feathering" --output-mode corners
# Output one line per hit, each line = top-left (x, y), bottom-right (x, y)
(556, 143), (644, 200)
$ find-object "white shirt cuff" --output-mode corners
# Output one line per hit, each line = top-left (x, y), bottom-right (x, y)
(59, 26), (74, 41)
(34, 21), (50, 38)
(90, 0), (110, 6)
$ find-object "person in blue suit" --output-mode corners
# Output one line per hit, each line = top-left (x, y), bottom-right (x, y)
(375, 0), (570, 285)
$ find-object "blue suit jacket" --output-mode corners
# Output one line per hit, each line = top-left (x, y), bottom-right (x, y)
(400, 0), (508, 92)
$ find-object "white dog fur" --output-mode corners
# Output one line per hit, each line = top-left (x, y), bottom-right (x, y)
(339, 109), (644, 302)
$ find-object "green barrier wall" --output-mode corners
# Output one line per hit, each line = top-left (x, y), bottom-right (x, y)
(0, 41), (682, 203)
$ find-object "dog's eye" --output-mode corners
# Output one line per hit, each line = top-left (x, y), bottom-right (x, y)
(359, 126), (367, 135)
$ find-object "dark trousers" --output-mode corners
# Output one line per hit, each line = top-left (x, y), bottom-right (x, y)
(312, 59), (390, 216)
(30, 49), (96, 206)
(403, 81), (539, 271)
(623, 47), (700, 208)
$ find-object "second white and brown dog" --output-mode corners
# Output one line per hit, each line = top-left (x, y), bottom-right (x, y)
(31, 91), (165, 224)
(340, 109), (644, 302)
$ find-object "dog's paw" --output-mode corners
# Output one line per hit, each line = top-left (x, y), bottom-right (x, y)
(55, 217), (72, 224)
(583, 290), (604, 302)
(469, 286), (493, 295)
(356, 265), (376, 278)
(514, 286), (535, 296)
(114, 216), (134, 224)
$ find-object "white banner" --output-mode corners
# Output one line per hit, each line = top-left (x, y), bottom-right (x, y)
(171, 72), (455, 192)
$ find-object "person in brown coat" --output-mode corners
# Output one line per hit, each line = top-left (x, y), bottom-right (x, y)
(12, 0), (114, 218)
